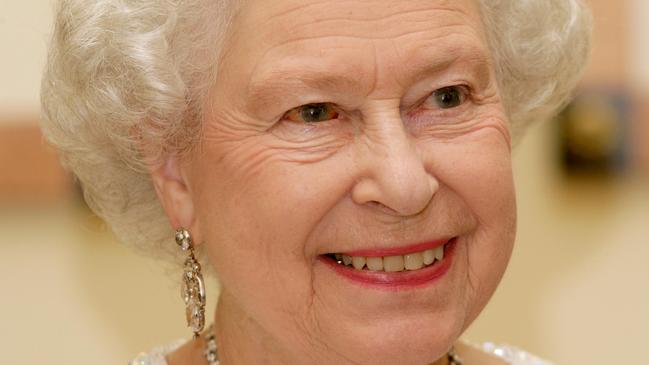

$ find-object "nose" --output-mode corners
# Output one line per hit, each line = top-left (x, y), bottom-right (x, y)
(351, 114), (438, 217)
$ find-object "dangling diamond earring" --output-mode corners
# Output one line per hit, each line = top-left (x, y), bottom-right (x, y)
(175, 228), (206, 338)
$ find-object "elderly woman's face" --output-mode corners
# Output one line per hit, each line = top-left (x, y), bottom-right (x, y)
(182, 0), (515, 363)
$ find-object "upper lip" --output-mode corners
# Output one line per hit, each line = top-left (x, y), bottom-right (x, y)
(332, 238), (451, 257)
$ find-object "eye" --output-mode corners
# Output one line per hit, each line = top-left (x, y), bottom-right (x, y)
(428, 86), (467, 109)
(284, 103), (340, 123)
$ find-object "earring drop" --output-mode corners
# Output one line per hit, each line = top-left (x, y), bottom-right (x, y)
(175, 228), (206, 338)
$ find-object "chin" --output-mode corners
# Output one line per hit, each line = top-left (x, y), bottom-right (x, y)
(321, 310), (467, 365)
(306, 234), (506, 365)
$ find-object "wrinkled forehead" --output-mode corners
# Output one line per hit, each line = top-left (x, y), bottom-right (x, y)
(217, 0), (490, 96)
(231, 0), (483, 37)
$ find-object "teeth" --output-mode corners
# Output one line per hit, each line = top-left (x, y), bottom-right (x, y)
(404, 252), (424, 271)
(366, 257), (384, 271)
(383, 255), (405, 272)
(332, 244), (447, 272)
(423, 249), (435, 265)
(434, 245), (444, 261)
(352, 256), (366, 270)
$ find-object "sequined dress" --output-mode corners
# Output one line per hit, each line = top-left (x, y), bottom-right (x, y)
(129, 341), (553, 365)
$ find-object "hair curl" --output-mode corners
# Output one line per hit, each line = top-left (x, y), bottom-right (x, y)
(40, 0), (591, 266)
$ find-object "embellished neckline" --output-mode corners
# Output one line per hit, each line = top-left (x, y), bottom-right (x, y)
(130, 337), (553, 365)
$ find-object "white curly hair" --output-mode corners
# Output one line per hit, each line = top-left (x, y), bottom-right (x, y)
(40, 0), (592, 266)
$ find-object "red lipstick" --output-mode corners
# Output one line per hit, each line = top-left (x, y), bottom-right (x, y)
(320, 238), (456, 290)
(342, 238), (450, 257)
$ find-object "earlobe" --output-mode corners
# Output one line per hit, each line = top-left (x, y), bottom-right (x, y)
(150, 156), (202, 243)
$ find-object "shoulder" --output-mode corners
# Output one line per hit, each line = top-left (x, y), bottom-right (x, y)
(129, 340), (186, 365)
(478, 342), (554, 365)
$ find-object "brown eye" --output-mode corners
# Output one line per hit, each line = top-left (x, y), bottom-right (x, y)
(430, 86), (467, 109)
(284, 103), (339, 123)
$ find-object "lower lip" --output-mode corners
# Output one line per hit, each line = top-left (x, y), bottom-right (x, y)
(319, 238), (457, 290)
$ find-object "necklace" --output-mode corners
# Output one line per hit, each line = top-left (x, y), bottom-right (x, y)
(203, 324), (220, 365)
(203, 325), (464, 365)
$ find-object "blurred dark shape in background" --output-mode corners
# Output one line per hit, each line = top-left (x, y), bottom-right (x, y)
(557, 89), (639, 176)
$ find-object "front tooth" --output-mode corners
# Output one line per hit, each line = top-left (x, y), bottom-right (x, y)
(342, 255), (353, 266)
(352, 256), (366, 270)
(366, 257), (384, 271)
(404, 252), (424, 270)
(383, 255), (405, 272)
(423, 249), (435, 265)
(434, 245), (444, 261)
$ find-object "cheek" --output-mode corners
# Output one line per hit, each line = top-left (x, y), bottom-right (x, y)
(422, 127), (516, 310)
(192, 138), (354, 251)
(422, 126), (516, 223)
(188, 136), (356, 316)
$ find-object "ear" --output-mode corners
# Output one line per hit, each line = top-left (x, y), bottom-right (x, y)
(150, 156), (202, 244)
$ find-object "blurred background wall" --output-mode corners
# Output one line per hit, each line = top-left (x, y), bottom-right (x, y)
(1, 0), (647, 364)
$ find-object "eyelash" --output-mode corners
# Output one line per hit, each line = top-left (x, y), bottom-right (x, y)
(280, 85), (471, 124)
(283, 103), (341, 124)
(427, 85), (469, 109)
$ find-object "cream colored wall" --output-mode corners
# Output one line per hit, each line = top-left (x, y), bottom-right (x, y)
(630, 0), (649, 91)
(0, 0), (52, 119)
(0, 205), (212, 364)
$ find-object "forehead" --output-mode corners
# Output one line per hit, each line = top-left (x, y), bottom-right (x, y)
(219, 0), (489, 96)
(233, 0), (483, 37)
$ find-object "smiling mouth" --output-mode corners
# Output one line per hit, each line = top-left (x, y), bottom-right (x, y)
(323, 241), (449, 273)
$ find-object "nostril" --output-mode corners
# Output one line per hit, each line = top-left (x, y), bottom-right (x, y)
(350, 150), (437, 216)
(366, 200), (399, 215)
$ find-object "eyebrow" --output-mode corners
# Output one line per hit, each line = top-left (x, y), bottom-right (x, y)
(246, 72), (362, 112)
(401, 42), (493, 86)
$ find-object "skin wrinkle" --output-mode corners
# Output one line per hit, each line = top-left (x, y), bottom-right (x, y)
(420, 123), (512, 153)
(251, 4), (478, 55)
(396, 38), (493, 94)
(306, 295), (365, 365)
(303, 281), (363, 365)
(201, 107), (320, 175)
(262, 1), (469, 28)
(265, 17), (465, 43)
(273, 143), (347, 164)
(369, 41), (380, 106)
(411, 109), (509, 142)
(243, 39), (375, 112)
(210, 117), (351, 166)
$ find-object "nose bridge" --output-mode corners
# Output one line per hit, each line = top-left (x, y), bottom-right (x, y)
(352, 109), (438, 216)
